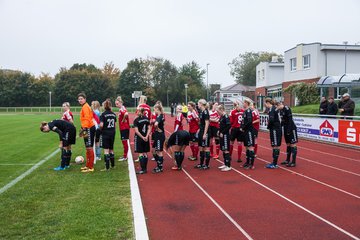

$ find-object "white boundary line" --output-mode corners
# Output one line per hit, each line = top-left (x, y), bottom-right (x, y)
(0, 148), (60, 195)
(164, 149), (253, 240)
(0, 163), (36, 166)
(127, 140), (149, 240)
(214, 158), (360, 240)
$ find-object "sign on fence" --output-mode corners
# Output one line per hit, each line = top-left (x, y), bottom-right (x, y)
(338, 120), (360, 146)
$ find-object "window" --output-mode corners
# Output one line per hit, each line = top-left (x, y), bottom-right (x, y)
(290, 58), (297, 71)
(257, 71), (260, 81)
(261, 69), (265, 79)
(303, 55), (310, 69)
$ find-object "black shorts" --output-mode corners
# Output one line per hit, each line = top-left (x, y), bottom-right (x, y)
(220, 133), (230, 151)
(83, 126), (96, 148)
(120, 129), (129, 140)
(270, 128), (282, 147)
(134, 135), (150, 153)
(230, 128), (244, 142)
(95, 128), (101, 142)
(174, 131), (190, 146)
(244, 130), (256, 147)
(189, 132), (198, 142)
(209, 126), (219, 139)
(62, 127), (76, 147)
(284, 127), (298, 144)
(152, 131), (165, 151)
(100, 131), (116, 149)
(198, 130), (210, 148)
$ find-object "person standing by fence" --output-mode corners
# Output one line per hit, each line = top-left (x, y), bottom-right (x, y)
(319, 97), (328, 116)
(338, 93), (355, 119)
(326, 97), (338, 116)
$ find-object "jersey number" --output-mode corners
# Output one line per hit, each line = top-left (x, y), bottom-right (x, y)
(142, 125), (147, 133)
(107, 119), (115, 128)
(238, 115), (243, 124)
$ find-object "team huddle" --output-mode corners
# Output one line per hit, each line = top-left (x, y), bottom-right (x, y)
(39, 93), (298, 173)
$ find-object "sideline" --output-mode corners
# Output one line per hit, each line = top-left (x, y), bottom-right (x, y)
(0, 148), (60, 195)
(127, 140), (149, 240)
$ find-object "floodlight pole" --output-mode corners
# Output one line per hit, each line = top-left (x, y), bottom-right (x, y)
(206, 63), (210, 101)
(343, 41), (348, 74)
(49, 91), (52, 112)
(184, 84), (188, 105)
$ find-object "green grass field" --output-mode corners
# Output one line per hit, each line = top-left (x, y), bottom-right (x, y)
(0, 114), (133, 239)
(292, 102), (360, 116)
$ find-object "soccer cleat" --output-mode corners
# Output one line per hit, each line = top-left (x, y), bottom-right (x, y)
(96, 157), (101, 161)
(281, 160), (289, 165)
(151, 158), (156, 161)
(237, 159), (242, 163)
(110, 165), (116, 169)
(188, 156), (197, 161)
(286, 162), (296, 167)
(64, 165), (70, 169)
(266, 163), (279, 169)
(100, 168), (110, 172)
(188, 156), (194, 160)
(221, 166), (232, 172)
(118, 157), (128, 162)
(152, 167), (163, 173)
(244, 164), (254, 170)
(213, 155), (219, 159)
(241, 163), (248, 168)
(80, 166), (89, 170)
(201, 165), (210, 170)
(134, 158), (139, 162)
(136, 170), (147, 174)
(171, 166), (182, 170)
(194, 164), (203, 169)
(218, 165), (226, 169)
(81, 168), (94, 173)
(53, 166), (65, 171)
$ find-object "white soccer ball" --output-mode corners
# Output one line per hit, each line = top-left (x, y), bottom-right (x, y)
(75, 156), (84, 164)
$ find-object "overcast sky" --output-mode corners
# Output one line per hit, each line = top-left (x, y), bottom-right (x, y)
(1, 0), (359, 87)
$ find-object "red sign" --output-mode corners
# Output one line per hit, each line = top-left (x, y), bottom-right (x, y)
(319, 120), (334, 137)
(338, 120), (360, 146)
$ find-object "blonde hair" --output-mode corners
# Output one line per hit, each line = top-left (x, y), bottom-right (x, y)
(198, 99), (207, 107)
(217, 104), (225, 112)
(139, 95), (147, 104)
(115, 96), (123, 103)
(62, 102), (70, 108)
(91, 101), (101, 110)
(103, 98), (112, 111)
(154, 104), (164, 114)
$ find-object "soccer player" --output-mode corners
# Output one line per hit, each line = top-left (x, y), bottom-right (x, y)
(209, 102), (220, 159)
(174, 105), (184, 131)
(115, 96), (130, 162)
(216, 105), (232, 171)
(195, 99), (211, 170)
(78, 92), (96, 173)
(165, 130), (191, 170)
(229, 101), (245, 163)
(137, 95), (151, 120)
(134, 108), (151, 174)
(152, 104), (166, 173)
(61, 102), (74, 124)
(251, 103), (260, 156)
(91, 101), (102, 161)
(40, 119), (76, 171)
(265, 98), (282, 169)
(99, 99), (117, 171)
(187, 101), (199, 161)
(240, 99), (257, 169)
(278, 102), (298, 167)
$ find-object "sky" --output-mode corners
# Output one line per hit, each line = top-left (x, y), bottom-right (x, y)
(1, 0), (360, 87)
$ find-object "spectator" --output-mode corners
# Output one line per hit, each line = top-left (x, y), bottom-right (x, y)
(319, 97), (328, 115)
(326, 97), (338, 116)
(338, 93), (355, 119)
(170, 103), (175, 117)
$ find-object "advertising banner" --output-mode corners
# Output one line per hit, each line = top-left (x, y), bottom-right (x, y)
(338, 120), (360, 146)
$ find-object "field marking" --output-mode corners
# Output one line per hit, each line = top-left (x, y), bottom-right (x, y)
(258, 145), (360, 177)
(163, 147), (253, 240)
(0, 148), (60, 195)
(0, 163), (36, 166)
(258, 135), (360, 162)
(214, 158), (360, 240)
(127, 140), (149, 240)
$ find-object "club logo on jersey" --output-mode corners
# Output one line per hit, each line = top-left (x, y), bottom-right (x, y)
(319, 120), (334, 137)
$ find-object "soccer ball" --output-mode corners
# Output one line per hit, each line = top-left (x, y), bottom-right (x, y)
(75, 156), (84, 164)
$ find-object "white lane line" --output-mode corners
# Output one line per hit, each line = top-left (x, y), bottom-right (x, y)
(127, 140), (149, 240)
(0, 164), (35, 166)
(258, 145), (360, 177)
(0, 148), (60, 195)
(214, 158), (360, 240)
(164, 150), (253, 240)
(258, 135), (360, 162)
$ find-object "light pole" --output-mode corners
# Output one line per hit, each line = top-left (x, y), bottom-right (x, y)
(49, 91), (52, 112)
(184, 84), (188, 105)
(343, 41), (348, 74)
(206, 63), (210, 101)
(167, 89), (169, 107)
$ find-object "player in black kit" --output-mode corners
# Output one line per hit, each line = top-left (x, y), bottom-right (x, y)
(216, 105), (232, 172)
(134, 107), (151, 174)
(195, 99), (211, 170)
(165, 130), (191, 170)
(40, 119), (76, 171)
(277, 102), (298, 167)
(240, 99), (257, 170)
(265, 98), (282, 169)
(152, 104), (166, 173)
(99, 99), (117, 171)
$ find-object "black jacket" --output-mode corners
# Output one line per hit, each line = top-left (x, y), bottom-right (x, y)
(326, 102), (338, 115)
(338, 99), (355, 116)
(319, 101), (328, 115)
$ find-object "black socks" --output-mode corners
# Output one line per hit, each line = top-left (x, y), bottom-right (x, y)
(273, 149), (280, 165)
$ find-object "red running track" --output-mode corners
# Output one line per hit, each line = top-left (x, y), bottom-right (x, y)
(128, 113), (360, 240)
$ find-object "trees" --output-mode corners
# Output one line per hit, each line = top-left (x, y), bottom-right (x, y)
(283, 82), (320, 105)
(229, 51), (282, 86)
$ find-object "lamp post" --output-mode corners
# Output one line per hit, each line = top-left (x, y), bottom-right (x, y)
(49, 91), (52, 112)
(184, 84), (188, 105)
(343, 41), (348, 74)
(167, 89), (169, 107)
(206, 63), (210, 101)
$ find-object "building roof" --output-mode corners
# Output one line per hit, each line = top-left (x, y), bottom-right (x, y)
(285, 42), (360, 53)
(317, 73), (360, 87)
(214, 83), (255, 93)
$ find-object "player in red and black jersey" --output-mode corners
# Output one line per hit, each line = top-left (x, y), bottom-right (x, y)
(251, 103), (260, 156)
(174, 105), (184, 131)
(240, 99), (257, 169)
(216, 105), (232, 172)
(115, 96), (130, 162)
(40, 119), (76, 171)
(209, 102), (220, 159)
(152, 104), (166, 173)
(99, 99), (117, 171)
(229, 101), (245, 163)
(195, 99), (211, 170)
(165, 130), (191, 170)
(61, 102), (74, 124)
(133, 108), (151, 174)
(187, 101), (199, 161)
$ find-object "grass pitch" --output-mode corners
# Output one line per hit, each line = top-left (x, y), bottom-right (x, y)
(0, 114), (133, 239)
